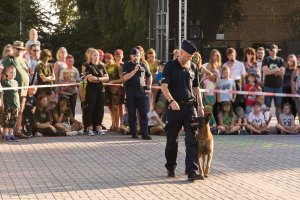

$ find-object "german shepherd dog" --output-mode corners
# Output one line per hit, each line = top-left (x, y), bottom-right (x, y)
(191, 114), (214, 178)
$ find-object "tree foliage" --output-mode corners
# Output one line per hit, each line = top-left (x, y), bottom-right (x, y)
(0, 0), (42, 48)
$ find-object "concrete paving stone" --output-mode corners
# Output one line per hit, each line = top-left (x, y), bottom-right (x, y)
(1, 104), (300, 199)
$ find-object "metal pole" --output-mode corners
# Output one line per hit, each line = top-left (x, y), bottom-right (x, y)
(178, 0), (187, 49)
(165, 0), (169, 61)
(20, 0), (22, 40)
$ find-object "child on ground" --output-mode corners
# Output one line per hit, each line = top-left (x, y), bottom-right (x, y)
(147, 101), (166, 135)
(247, 101), (269, 134)
(22, 87), (37, 137)
(35, 94), (66, 137)
(276, 103), (299, 134)
(53, 95), (83, 135)
(217, 101), (240, 134)
(2, 66), (19, 142)
(235, 106), (248, 134)
(204, 105), (217, 134)
(256, 95), (271, 125)
(243, 73), (261, 115)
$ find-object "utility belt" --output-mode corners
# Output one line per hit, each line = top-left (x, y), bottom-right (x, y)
(125, 86), (147, 92)
(177, 100), (197, 107)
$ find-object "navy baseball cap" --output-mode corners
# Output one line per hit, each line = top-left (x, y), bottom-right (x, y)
(181, 39), (197, 55)
(130, 48), (140, 55)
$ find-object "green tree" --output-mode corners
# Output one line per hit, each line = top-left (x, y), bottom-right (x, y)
(0, 0), (42, 48)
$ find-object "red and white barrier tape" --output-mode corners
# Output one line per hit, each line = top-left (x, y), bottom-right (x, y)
(0, 82), (298, 99)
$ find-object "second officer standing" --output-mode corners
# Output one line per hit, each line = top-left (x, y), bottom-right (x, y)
(122, 48), (152, 140)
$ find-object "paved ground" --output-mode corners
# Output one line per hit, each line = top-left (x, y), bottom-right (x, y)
(0, 103), (300, 200)
(1, 130), (300, 199)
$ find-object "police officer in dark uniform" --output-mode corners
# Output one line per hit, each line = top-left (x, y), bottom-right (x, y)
(161, 40), (204, 181)
(122, 48), (153, 140)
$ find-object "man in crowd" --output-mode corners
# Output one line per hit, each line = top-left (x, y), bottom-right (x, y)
(223, 48), (246, 108)
(256, 47), (265, 84)
(26, 44), (40, 85)
(161, 40), (204, 181)
(262, 44), (285, 122)
(1, 41), (30, 138)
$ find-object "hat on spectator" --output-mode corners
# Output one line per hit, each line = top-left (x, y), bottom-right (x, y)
(13, 41), (26, 50)
(181, 39), (197, 55)
(269, 44), (278, 51)
(248, 72), (256, 77)
(114, 49), (123, 56)
(130, 48), (140, 56)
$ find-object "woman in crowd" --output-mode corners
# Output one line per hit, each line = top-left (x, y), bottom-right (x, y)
(35, 49), (55, 99)
(114, 49), (125, 127)
(205, 49), (222, 121)
(285, 54), (298, 116)
(53, 47), (68, 83)
(85, 48), (109, 135)
(104, 53), (124, 131)
(243, 47), (260, 83)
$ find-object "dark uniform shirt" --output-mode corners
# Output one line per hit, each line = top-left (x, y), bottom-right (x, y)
(263, 56), (284, 88)
(162, 59), (199, 102)
(122, 61), (151, 88)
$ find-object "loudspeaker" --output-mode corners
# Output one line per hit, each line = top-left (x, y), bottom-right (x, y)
(188, 20), (201, 39)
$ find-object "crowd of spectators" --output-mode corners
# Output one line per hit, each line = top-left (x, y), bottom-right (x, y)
(1, 28), (300, 142)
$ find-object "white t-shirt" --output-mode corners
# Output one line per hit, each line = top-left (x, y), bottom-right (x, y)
(217, 78), (235, 102)
(279, 113), (293, 127)
(248, 112), (265, 126)
(203, 79), (215, 96)
(223, 60), (246, 81)
(147, 111), (158, 126)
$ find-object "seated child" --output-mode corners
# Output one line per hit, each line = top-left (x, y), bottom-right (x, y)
(53, 95), (83, 135)
(35, 94), (67, 137)
(243, 73), (261, 115)
(204, 105), (217, 134)
(235, 106), (248, 135)
(276, 103), (299, 134)
(256, 95), (271, 125)
(217, 101), (240, 135)
(22, 87), (37, 137)
(246, 101), (269, 134)
(147, 101), (166, 135)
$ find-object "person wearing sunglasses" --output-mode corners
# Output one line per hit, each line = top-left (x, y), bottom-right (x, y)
(26, 44), (40, 85)
(243, 47), (261, 84)
(1, 40), (30, 138)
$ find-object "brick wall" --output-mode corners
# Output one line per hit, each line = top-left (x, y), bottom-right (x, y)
(223, 0), (300, 49)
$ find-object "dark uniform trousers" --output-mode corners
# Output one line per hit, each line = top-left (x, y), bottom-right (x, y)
(165, 103), (198, 174)
(125, 88), (149, 137)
